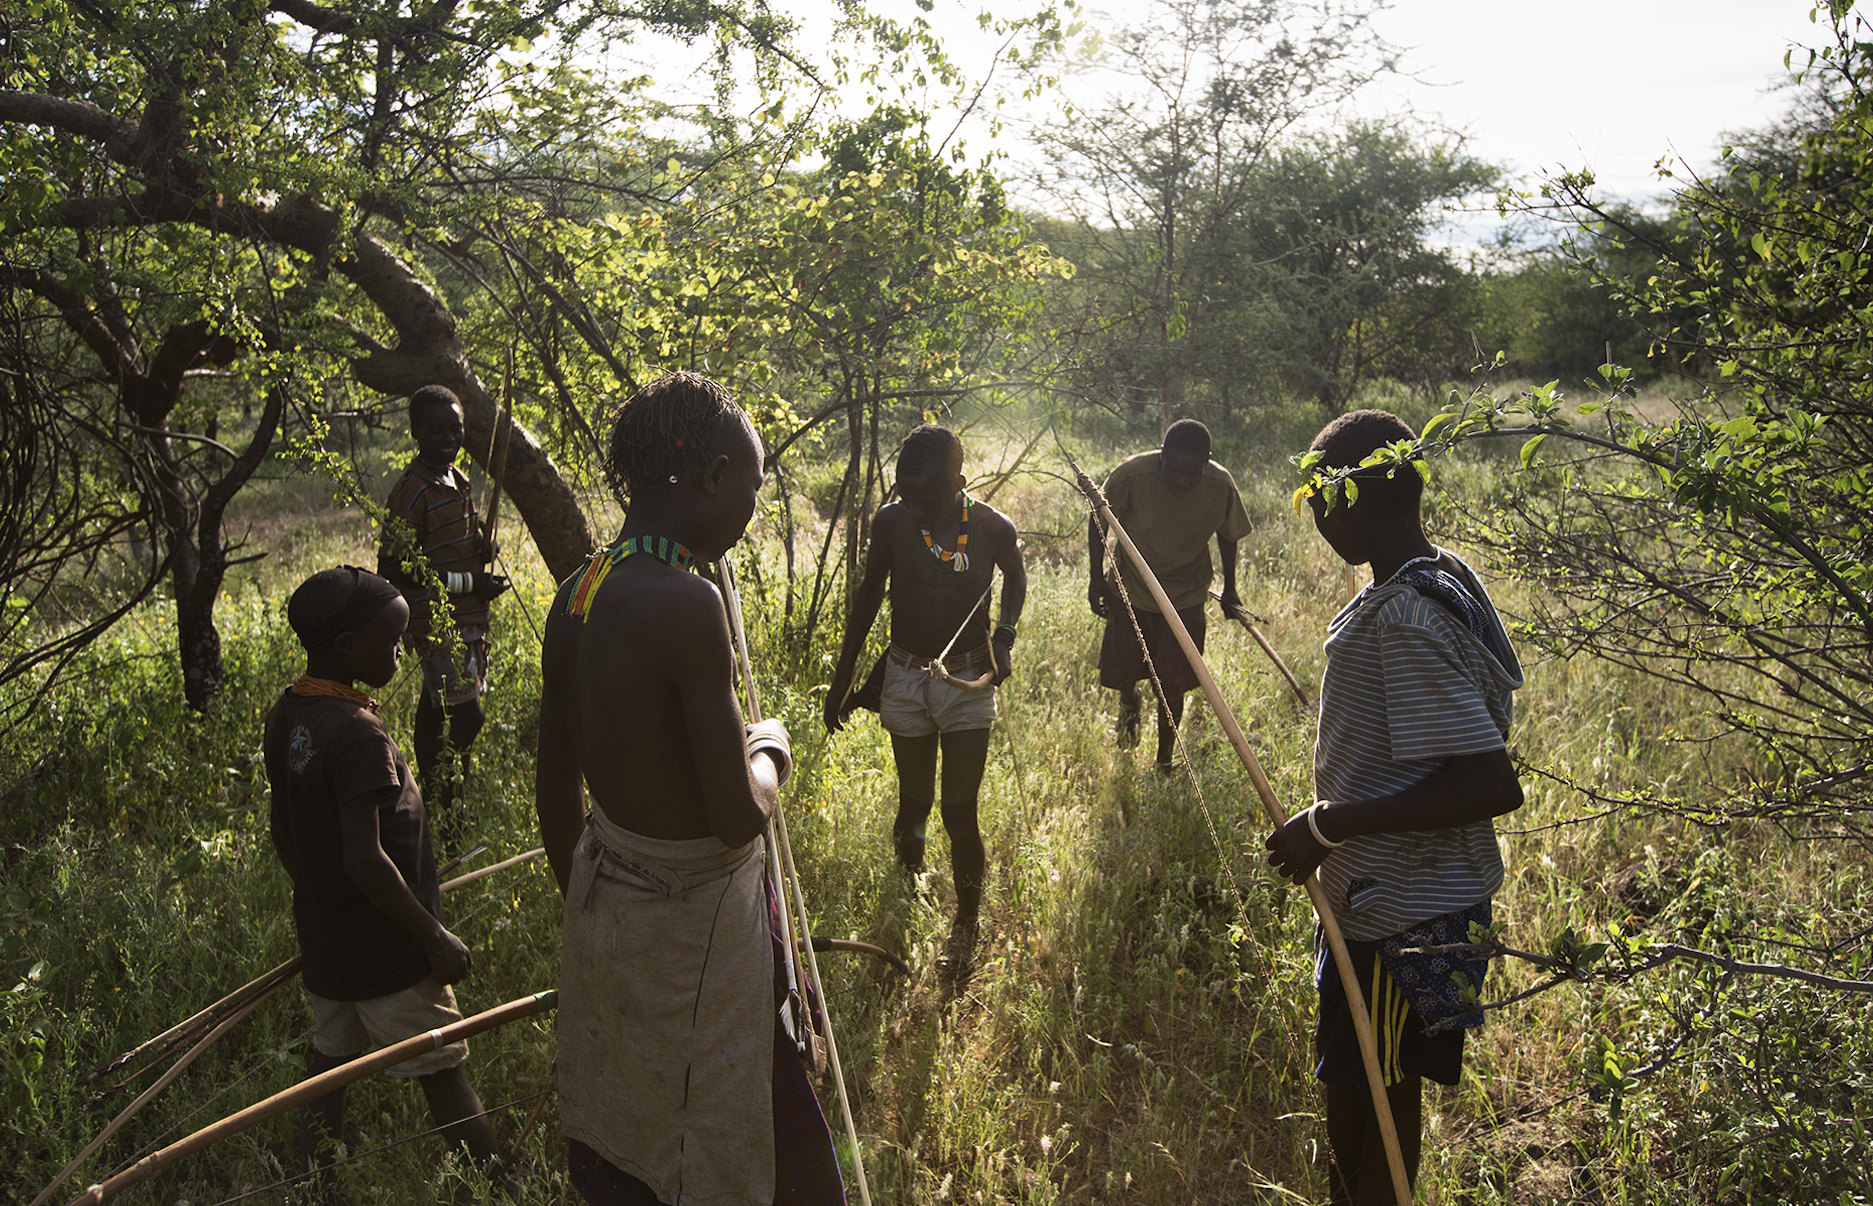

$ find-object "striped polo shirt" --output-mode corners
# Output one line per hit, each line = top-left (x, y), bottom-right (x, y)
(1313, 550), (1524, 941)
(382, 458), (487, 635)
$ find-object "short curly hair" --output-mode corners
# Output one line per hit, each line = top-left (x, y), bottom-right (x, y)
(1307, 409), (1423, 510)
(1162, 418), (1211, 458)
(896, 424), (964, 479)
(408, 384), (461, 425)
(605, 371), (754, 501)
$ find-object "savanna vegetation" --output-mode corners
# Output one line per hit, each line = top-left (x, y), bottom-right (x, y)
(5, 0), (1873, 1202)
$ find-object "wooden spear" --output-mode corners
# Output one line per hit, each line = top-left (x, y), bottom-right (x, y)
(1208, 588), (1311, 705)
(1070, 457), (1414, 1206)
(62, 991), (557, 1206)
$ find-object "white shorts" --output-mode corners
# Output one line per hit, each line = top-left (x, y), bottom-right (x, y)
(878, 645), (997, 738)
(308, 975), (468, 1078)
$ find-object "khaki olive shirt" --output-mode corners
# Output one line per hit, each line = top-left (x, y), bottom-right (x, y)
(1103, 451), (1254, 613)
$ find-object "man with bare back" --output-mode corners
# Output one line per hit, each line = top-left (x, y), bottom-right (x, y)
(535, 371), (844, 1206)
(823, 424), (1027, 972)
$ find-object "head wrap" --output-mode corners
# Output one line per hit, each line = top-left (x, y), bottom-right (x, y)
(289, 566), (404, 652)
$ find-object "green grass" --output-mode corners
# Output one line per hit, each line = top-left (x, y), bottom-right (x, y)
(4, 408), (1872, 1204)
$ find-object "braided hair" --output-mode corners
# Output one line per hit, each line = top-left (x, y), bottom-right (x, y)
(1308, 409), (1423, 510)
(605, 371), (752, 501)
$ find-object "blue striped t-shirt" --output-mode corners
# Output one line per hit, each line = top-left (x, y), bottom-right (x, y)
(1313, 550), (1524, 941)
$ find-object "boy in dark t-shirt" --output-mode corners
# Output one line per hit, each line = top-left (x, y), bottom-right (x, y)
(266, 565), (502, 1193)
(378, 384), (509, 854)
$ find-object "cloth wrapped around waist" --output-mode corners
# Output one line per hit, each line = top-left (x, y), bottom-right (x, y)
(558, 808), (775, 1205)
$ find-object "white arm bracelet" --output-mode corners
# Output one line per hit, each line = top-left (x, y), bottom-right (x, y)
(446, 571), (473, 594)
(1305, 803), (1347, 849)
(745, 718), (793, 788)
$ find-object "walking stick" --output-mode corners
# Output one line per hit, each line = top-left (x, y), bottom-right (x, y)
(717, 560), (875, 1206)
(1208, 589), (1311, 705)
(62, 991), (557, 1206)
(1069, 456), (1414, 1206)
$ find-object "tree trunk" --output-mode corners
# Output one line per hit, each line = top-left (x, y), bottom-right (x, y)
(339, 232), (595, 581)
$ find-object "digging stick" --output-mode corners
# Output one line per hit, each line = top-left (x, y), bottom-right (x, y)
(1070, 458), (1413, 1206)
(1208, 589), (1311, 705)
(63, 990), (557, 1206)
(718, 560), (874, 1206)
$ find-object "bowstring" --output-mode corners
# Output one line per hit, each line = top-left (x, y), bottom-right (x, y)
(1094, 495), (1247, 908)
(106, 1025), (318, 1171)
(198, 1088), (554, 1206)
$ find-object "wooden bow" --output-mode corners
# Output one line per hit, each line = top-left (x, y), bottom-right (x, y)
(1071, 455), (1413, 1206)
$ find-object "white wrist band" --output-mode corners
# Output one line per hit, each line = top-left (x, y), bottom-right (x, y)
(1306, 804), (1347, 849)
(447, 572), (471, 593)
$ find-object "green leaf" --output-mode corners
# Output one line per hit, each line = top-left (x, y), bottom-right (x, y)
(1520, 433), (1547, 469)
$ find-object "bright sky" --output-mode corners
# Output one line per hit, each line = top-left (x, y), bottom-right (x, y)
(613, 0), (1835, 228)
(1358, 0), (1829, 202)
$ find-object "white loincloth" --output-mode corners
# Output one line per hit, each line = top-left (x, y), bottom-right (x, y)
(558, 808), (775, 1205)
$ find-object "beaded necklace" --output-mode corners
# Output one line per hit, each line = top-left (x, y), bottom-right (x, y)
(564, 534), (698, 621)
(290, 674), (378, 712)
(919, 493), (972, 573)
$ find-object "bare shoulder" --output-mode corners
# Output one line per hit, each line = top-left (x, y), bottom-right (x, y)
(875, 501), (913, 535)
(972, 499), (1020, 546)
(871, 502), (913, 552)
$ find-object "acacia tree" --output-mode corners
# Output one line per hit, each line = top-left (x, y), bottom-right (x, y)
(493, 103), (1068, 644)
(1302, 5), (1873, 836)
(0, 0), (811, 708)
(1029, 0), (1394, 430)
(1226, 120), (1497, 410)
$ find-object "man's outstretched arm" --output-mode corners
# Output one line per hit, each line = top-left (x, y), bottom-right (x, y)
(1218, 537), (1240, 612)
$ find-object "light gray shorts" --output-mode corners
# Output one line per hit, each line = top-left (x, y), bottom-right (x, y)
(878, 646), (997, 738)
(308, 975), (468, 1077)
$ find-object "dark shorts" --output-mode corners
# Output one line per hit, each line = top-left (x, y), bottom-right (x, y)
(1098, 603), (1206, 697)
(1314, 902), (1492, 1089)
(411, 624), (489, 708)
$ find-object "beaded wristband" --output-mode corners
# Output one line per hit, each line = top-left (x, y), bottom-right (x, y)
(1305, 803), (1347, 849)
(993, 623), (1018, 647)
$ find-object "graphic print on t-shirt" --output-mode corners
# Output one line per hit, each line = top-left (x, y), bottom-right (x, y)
(289, 725), (318, 774)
